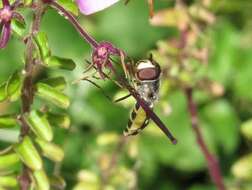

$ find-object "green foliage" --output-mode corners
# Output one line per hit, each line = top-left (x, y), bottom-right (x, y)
(44, 56), (76, 70)
(57, 0), (79, 16)
(0, 153), (20, 170)
(35, 137), (64, 162)
(25, 110), (53, 142)
(0, 0), (252, 189)
(0, 175), (18, 188)
(33, 169), (50, 190)
(36, 82), (70, 109)
(0, 115), (17, 128)
(14, 136), (42, 171)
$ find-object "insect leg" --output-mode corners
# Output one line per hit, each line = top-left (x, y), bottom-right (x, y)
(82, 59), (95, 74)
(119, 51), (131, 80)
(114, 94), (132, 103)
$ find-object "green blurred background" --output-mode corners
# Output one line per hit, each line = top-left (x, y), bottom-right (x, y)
(1, 0), (252, 189)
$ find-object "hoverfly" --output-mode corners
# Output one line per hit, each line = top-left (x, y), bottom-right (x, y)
(76, 56), (174, 141)
(123, 57), (161, 136)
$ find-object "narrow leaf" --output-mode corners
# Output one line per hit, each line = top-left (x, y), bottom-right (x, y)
(35, 137), (64, 162)
(36, 83), (70, 109)
(0, 175), (18, 188)
(0, 153), (20, 170)
(33, 32), (51, 61)
(33, 169), (50, 190)
(14, 136), (42, 171)
(44, 56), (76, 71)
(25, 110), (53, 142)
(6, 71), (23, 102)
(41, 77), (67, 91)
(0, 115), (17, 128)
(11, 19), (26, 37)
(0, 82), (7, 102)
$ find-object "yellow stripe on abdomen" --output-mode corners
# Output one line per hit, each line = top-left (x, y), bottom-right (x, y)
(124, 104), (149, 136)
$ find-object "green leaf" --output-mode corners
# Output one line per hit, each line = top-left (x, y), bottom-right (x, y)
(25, 110), (53, 142)
(0, 153), (20, 170)
(0, 82), (7, 102)
(6, 71), (23, 102)
(0, 176), (18, 188)
(241, 119), (252, 140)
(33, 32), (51, 61)
(44, 56), (76, 71)
(11, 19), (26, 37)
(41, 77), (67, 91)
(36, 83), (70, 109)
(35, 137), (64, 162)
(33, 169), (50, 190)
(14, 136), (43, 171)
(0, 115), (17, 128)
(57, 0), (79, 16)
(201, 99), (239, 154)
(232, 153), (252, 180)
(46, 112), (70, 129)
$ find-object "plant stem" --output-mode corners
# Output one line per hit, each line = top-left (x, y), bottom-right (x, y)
(185, 88), (226, 190)
(19, 2), (45, 190)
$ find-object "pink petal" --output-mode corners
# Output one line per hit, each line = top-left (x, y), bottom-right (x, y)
(76, 0), (120, 15)
(0, 23), (11, 49)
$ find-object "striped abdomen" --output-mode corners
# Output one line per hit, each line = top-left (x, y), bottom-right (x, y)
(124, 103), (150, 136)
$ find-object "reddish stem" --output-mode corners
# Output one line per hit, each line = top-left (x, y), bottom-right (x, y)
(2, 0), (10, 6)
(19, 2), (45, 190)
(185, 88), (225, 190)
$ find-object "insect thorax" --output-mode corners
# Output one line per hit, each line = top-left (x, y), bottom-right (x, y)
(134, 59), (161, 107)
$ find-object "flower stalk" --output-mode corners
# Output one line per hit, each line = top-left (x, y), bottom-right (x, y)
(18, 1), (45, 189)
(185, 88), (225, 190)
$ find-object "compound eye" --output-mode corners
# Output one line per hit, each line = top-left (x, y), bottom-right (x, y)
(137, 68), (159, 80)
